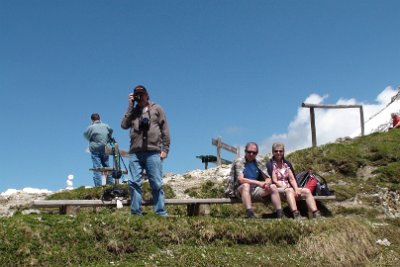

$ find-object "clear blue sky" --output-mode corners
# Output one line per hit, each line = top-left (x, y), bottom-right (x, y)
(1, 0), (399, 192)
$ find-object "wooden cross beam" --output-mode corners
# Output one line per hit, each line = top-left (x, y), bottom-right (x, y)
(301, 103), (365, 147)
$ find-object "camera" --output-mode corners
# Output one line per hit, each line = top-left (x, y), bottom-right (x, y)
(140, 117), (150, 131)
(112, 169), (122, 179)
(133, 93), (141, 102)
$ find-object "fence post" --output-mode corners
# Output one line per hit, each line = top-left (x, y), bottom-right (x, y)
(310, 107), (317, 147)
(302, 103), (364, 147)
(359, 106), (365, 136)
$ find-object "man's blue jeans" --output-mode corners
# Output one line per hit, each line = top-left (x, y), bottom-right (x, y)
(128, 151), (167, 216)
(91, 152), (114, 186)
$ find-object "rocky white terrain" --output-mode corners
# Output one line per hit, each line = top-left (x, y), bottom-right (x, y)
(0, 165), (231, 217)
(0, 188), (52, 217)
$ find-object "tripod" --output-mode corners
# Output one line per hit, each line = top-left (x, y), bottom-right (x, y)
(107, 136), (128, 184)
(90, 137), (129, 204)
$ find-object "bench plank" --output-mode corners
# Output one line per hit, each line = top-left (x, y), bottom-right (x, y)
(31, 195), (335, 209)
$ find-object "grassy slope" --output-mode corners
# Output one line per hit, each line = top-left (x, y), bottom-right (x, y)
(1, 130), (400, 266)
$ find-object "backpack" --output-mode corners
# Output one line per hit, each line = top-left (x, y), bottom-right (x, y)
(101, 187), (129, 202)
(295, 170), (332, 196)
(224, 165), (238, 198)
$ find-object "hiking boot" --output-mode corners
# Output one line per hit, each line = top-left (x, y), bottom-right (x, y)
(292, 210), (305, 220)
(313, 210), (322, 219)
(246, 209), (256, 219)
(276, 209), (284, 219)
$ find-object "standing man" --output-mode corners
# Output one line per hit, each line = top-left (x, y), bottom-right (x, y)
(233, 142), (283, 218)
(121, 85), (170, 216)
(84, 113), (114, 186)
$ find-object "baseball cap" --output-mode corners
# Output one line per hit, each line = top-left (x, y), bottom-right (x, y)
(134, 85), (148, 94)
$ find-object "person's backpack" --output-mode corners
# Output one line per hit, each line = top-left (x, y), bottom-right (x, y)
(101, 187), (129, 202)
(295, 170), (332, 196)
(224, 165), (238, 198)
(304, 173), (318, 193)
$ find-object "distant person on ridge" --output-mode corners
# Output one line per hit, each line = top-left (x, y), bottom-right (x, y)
(391, 113), (400, 129)
(121, 85), (170, 216)
(83, 113), (114, 187)
(232, 142), (283, 219)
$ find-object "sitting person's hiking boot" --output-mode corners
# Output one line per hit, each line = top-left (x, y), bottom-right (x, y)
(313, 210), (322, 219)
(246, 209), (256, 219)
(292, 210), (304, 220)
(276, 209), (284, 219)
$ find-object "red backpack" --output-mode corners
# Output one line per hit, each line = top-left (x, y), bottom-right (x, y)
(296, 170), (332, 196)
(304, 173), (318, 194)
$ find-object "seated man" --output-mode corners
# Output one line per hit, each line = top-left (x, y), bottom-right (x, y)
(232, 142), (283, 218)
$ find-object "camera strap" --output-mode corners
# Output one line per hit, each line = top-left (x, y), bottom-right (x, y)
(141, 105), (152, 150)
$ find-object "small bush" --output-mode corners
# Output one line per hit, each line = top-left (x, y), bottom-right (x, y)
(185, 180), (224, 198)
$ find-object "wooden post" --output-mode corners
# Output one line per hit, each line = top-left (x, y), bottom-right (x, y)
(310, 107), (317, 147)
(211, 137), (239, 166)
(216, 137), (222, 166)
(187, 204), (200, 216)
(302, 103), (365, 148)
(359, 106), (365, 136)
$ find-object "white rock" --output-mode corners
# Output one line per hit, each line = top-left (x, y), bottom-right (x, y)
(376, 238), (391, 246)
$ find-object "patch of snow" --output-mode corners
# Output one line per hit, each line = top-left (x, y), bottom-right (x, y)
(1, 188), (53, 196)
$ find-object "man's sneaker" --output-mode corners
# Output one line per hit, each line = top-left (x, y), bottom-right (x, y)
(276, 209), (284, 219)
(246, 209), (256, 219)
(313, 210), (322, 219)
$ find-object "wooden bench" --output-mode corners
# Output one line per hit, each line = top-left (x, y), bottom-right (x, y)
(31, 193), (336, 216)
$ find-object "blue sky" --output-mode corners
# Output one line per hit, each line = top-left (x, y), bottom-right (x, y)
(1, 0), (399, 193)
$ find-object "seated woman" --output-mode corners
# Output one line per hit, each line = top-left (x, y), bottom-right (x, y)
(267, 142), (321, 219)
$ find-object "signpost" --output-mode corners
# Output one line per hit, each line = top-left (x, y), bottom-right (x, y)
(211, 137), (240, 166)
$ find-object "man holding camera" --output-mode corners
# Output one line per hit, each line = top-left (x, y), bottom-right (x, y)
(121, 85), (170, 216)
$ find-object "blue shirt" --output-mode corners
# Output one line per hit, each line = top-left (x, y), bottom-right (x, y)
(83, 121), (113, 153)
(243, 161), (261, 180)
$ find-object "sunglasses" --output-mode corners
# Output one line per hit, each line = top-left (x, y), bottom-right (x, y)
(274, 150), (283, 153)
(246, 150), (258, 155)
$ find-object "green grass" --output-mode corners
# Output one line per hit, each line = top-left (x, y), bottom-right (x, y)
(2, 129), (400, 266)
(2, 212), (397, 266)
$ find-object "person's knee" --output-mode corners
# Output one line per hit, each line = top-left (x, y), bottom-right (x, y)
(302, 188), (311, 196)
(151, 182), (163, 192)
(239, 183), (251, 194)
(269, 184), (278, 192)
(128, 179), (142, 189)
(285, 188), (294, 194)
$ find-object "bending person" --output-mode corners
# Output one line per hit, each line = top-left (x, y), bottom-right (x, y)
(391, 113), (400, 129)
(83, 113), (114, 186)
